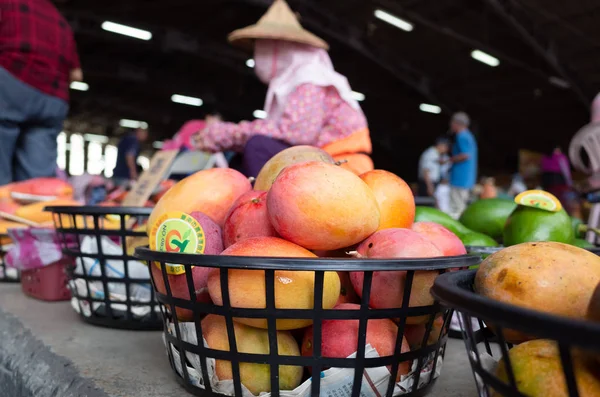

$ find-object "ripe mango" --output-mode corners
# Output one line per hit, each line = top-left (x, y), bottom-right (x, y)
(208, 237), (340, 330)
(202, 314), (302, 394)
(476, 242), (600, 343)
(494, 340), (600, 397)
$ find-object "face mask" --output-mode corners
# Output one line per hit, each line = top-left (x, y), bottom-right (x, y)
(254, 40), (281, 84)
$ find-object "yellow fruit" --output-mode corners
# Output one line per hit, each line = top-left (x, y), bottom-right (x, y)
(475, 242), (600, 343)
(208, 237), (340, 330)
(17, 199), (80, 224)
(202, 314), (303, 394)
(494, 340), (600, 397)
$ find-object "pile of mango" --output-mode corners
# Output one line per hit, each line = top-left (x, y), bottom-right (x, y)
(144, 145), (472, 394)
(475, 241), (600, 396)
(416, 193), (591, 250)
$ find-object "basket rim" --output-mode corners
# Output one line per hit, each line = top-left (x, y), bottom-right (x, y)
(134, 246), (481, 271)
(464, 245), (502, 253)
(45, 205), (152, 216)
(431, 270), (600, 350)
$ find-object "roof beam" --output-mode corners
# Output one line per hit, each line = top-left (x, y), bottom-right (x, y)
(484, 0), (591, 109)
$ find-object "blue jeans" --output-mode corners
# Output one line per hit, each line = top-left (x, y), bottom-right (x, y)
(0, 67), (68, 185)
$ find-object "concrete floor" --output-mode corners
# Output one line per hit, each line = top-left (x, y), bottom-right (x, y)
(0, 283), (477, 397)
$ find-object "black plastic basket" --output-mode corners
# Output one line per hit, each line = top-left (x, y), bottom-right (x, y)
(587, 246), (600, 256)
(135, 247), (480, 397)
(0, 233), (19, 282)
(431, 270), (600, 397)
(465, 246), (502, 256)
(46, 206), (161, 330)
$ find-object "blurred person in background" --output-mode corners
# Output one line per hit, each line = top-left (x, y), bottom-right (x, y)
(417, 137), (450, 197)
(479, 177), (498, 199)
(447, 112), (478, 218)
(541, 146), (581, 217)
(194, 0), (373, 177)
(112, 128), (148, 187)
(0, 0), (81, 185)
(164, 113), (223, 152)
(508, 173), (527, 197)
(434, 178), (451, 214)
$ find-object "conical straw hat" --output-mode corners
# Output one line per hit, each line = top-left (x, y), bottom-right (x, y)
(228, 0), (329, 50)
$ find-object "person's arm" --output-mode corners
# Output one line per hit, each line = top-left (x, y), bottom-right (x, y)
(126, 153), (138, 181)
(196, 84), (328, 152)
(70, 68), (83, 83)
(450, 134), (472, 163)
(213, 152), (229, 168)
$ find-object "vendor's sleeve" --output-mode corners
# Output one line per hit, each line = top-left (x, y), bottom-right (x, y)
(198, 84), (327, 152)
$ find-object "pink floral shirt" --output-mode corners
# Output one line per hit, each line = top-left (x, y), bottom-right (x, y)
(197, 84), (368, 152)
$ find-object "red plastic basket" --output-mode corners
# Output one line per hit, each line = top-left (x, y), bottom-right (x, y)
(21, 259), (72, 301)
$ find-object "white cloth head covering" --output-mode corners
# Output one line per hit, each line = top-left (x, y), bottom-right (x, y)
(254, 39), (363, 121)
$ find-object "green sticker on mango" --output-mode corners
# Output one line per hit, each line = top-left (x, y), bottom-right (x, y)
(149, 211), (205, 275)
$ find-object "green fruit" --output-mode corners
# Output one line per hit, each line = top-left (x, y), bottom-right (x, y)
(573, 238), (595, 249)
(414, 206), (471, 237)
(461, 232), (499, 247)
(459, 198), (517, 240)
(572, 216), (584, 239)
(503, 206), (575, 246)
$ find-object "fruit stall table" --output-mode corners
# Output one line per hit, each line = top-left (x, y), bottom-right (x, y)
(0, 283), (477, 397)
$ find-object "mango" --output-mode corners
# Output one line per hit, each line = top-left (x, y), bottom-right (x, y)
(202, 314), (303, 394)
(475, 242), (600, 343)
(267, 161), (380, 251)
(335, 271), (360, 305)
(0, 198), (20, 215)
(301, 303), (411, 381)
(148, 168), (251, 228)
(222, 190), (278, 248)
(349, 229), (442, 324)
(18, 198), (81, 224)
(125, 225), (148, 257)
(412, 222), (467, 256)
(150, 211), (223, 321)
(494, 340), (600, 397)
(403, 316), (444, 350)
(359, 169), (415, 230)
(0, 220), (28, 245)
(254, 145), (334, 191)
(11, 177), (73, 198)
(208, 237), (340, 330)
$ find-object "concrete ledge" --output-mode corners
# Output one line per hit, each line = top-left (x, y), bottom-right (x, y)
(0, 284), (477, 396)
(0, 309), (108, 397)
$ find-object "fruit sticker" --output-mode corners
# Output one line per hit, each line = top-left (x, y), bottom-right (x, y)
(149, 211), (205, 275)
(514, 190), (562, 212)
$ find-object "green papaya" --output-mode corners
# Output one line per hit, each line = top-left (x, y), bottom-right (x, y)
(573, 238), (595, 249)
(571, 216), (584, 239)
(414, 206), (471, 237)
(503, 206), (574, 246)
(459, 198), (516, 240)
(460, 232), (499, 247)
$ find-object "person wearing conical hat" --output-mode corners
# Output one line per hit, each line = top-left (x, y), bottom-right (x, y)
(194, 0), (373, 176)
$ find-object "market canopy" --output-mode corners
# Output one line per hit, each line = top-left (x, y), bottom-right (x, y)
(58, 0), (598, 177)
